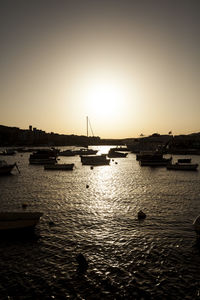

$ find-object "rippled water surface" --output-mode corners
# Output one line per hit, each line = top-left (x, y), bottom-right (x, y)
(1, 146), (200, 299)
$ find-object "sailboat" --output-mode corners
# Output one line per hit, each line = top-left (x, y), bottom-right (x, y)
(73, 116), (98, 155)
(80, 117), (110, 166)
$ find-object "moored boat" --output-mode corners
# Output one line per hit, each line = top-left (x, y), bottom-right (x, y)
(72, 117), (98, 156)
(59, 150), (75, 156)
(136, 151), (163, 161)
(177, 158), (191, 163)
(0, 160), (19, 175)
(29, 149), (58, 165)
(110, 146), (130, 152)
(73, 148), (98, 155)
(167, 162), (198, 171)
(29, 157), (57, 165)
(0, 212), (43, 231)
(140, 157), (172, 166)
(108, 148), (128, 158)
(80, 154), (110, 166)
(137, 150), (172, 167)
(44, 163), (74, 170)
(0, 149), (16, 156)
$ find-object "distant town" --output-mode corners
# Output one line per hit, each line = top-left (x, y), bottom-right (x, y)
(0, 124), (120, 146)
(0, 124), (200, 154)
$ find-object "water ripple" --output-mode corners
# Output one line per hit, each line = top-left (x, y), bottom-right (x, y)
(0, 150), (200, 298)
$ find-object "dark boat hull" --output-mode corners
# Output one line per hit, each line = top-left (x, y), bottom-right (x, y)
(108, 151), (128, 158)
(81, 155), (110, 166)
(29, 158), (57, 165)
(0, 212), (43, 230)
(140, 158), (172, 166)
(0, 164), (15, 175)
(44, 163), (74, 170)
(167, 163), (198, 171)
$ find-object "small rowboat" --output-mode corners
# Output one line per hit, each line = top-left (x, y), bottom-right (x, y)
(167, 163), (198, 171)
(44, 163), (74, 170)
(0, 160), (20, 175)
(0, 212), (43, 231)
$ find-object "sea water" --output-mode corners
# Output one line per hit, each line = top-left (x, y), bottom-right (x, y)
(0, 146), (200, 299)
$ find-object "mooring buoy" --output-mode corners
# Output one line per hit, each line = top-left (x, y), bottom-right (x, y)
(138, 210), (146, 220)
(22, 203), (28, 209)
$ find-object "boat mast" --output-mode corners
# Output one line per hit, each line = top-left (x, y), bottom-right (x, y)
(86, 116), (94, 139)
(86, 116), (88, 137)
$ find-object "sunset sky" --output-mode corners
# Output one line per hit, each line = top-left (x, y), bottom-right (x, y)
(0, 0), (199, 138)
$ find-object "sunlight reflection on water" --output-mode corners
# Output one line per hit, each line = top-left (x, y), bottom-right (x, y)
(0, 147), (200, 298)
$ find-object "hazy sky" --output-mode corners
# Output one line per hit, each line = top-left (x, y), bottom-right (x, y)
(0, 0), (199, 138)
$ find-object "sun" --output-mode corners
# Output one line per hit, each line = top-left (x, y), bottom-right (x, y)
(85, 80), (124, 118)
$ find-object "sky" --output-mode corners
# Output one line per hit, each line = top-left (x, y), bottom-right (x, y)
(0, 0), (199, 138)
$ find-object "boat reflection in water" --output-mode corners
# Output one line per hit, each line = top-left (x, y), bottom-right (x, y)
(1, 145), (200, 298)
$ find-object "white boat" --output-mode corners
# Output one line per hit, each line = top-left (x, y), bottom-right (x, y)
(80, 154), (110, 166)
(0, 160), (19, 175)
(0, 212), (43, 231)
(44, 163), (74, 170)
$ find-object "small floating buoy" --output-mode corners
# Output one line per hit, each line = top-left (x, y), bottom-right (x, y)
(86, 184), (89, 188)
(49, 221), (55, 227)
(138, 210), (146, 220)
(76, 253), (88, 273)
(22, 203), (28, 209)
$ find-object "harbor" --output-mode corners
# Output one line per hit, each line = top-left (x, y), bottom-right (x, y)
(0, 146), (200, 298)
(1, 0), (199, 297)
